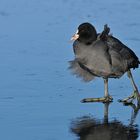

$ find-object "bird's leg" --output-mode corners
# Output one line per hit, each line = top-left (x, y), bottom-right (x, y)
(81, 78), (113, 103)
(103, 78), (113, 102)
(119, 70), (140, 106)
(104, 78), (109, 97)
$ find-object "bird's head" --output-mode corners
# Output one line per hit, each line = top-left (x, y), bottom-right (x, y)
(71, 22), (97, 44)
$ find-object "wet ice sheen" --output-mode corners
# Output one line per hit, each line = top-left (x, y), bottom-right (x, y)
(0, 0), (140, 140)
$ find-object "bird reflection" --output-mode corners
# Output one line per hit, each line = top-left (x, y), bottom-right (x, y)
(71, 104), (139, 140)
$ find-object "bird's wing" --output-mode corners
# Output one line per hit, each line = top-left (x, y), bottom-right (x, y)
(98, 24), (110, 41)
(106, 36), (139, 69)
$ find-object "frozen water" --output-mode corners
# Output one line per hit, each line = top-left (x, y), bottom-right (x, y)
(0, 0), (140, 140)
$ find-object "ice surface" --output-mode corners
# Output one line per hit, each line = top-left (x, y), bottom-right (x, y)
(0, 0), (140, 140)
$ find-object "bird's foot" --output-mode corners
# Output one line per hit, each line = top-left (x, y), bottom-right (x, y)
(81, 96), (113, 103)
(118, 91), (140, 106)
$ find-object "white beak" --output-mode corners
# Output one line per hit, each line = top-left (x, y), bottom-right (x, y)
(70, 30), (79, 41)
(71, 34), (79, 41)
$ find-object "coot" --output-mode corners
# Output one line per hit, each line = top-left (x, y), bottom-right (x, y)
(69, 22), (140, 105)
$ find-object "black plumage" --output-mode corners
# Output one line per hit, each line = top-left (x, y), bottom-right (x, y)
(69, 22), (140, 104)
